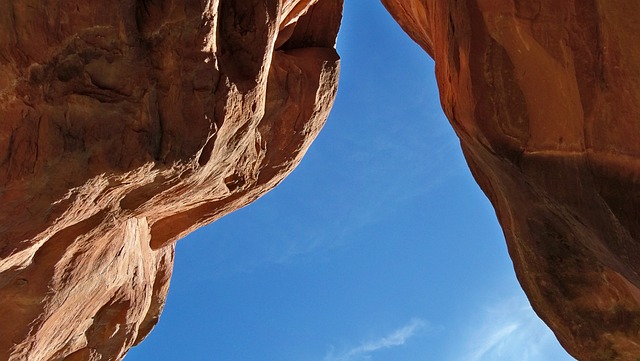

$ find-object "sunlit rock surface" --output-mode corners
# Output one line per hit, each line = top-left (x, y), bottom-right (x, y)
(0, 1), (342, 359)
(381, 1), (640, 360)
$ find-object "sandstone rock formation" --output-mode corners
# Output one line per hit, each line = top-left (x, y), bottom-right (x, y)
(3, 0), (639, 359)
(381, 1), (640, 360)
(0, 1), (342, 360)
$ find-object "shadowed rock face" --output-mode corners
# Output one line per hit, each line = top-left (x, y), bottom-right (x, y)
(0, 1), (342, 360)
(381, 1), (640, 360)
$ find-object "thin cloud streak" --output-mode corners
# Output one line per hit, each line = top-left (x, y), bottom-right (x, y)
(456, 295), (576, 361)
(324, 318), (426, 361)
(468, 323), (518, 361)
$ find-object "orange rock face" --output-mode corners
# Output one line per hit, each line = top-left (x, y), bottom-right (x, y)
(381, 1), (640, 360)
(0, 1), (342, 360)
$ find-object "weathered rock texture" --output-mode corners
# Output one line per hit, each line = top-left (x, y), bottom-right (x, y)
(0, 0), (342, 360)
(381, 1), (640, 360)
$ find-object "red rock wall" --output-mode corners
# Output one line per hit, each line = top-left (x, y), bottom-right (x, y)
(381, 1), (640, 360)
(0, 1), (342, 360)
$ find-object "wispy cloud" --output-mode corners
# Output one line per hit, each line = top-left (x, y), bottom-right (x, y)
(467, 323), (519, 361)
(455, 295), (576, 361)
(324, 318), (426, 361)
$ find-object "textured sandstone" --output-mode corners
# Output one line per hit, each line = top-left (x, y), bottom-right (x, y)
(381, 1), (640, 360)
(0, 1), (342, 360)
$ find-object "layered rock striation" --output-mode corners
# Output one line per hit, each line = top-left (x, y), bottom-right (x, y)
(382, 1), (640, 360)
(0, 1), (342, 360)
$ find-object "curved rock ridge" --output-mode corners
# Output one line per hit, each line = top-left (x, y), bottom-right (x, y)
(381, 1), (640, 360)
(0, 0), (342, 360)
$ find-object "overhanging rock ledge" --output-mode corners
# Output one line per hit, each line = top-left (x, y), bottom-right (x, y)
(0, 1), (342, 360)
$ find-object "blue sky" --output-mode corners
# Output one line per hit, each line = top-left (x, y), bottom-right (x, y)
(126, 2), (575, 361)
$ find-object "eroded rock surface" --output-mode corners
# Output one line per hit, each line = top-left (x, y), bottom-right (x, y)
(0, 1), (342, 360)
(381, 1), (640, 360)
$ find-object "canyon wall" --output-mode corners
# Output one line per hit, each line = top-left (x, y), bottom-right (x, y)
(0, 1), (342, 360)
(381, 1), (640, 360)
(2, 0), (639, 360)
